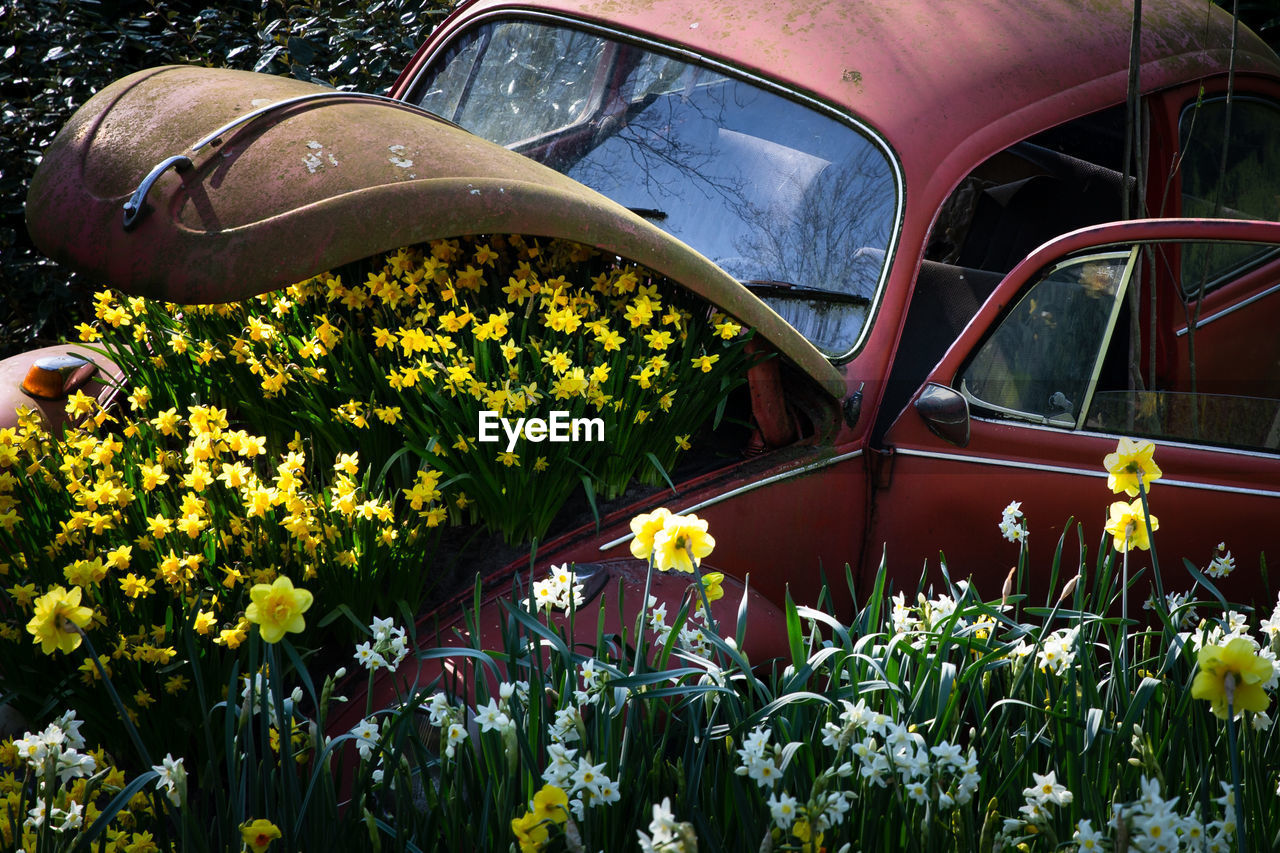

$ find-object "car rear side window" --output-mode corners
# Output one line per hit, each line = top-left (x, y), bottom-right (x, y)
(1178, 97), (1280, 295)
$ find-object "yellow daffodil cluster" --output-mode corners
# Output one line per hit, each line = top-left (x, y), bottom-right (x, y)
(0, 373), (444, 753)
(628, 507), (716, 574)
(83, 234), (752, 544)
(510, 784), (570, 853)
(1101, 437), (1162, 553)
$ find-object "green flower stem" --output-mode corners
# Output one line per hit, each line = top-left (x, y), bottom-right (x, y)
(1120, 535), (1129, 680)
(1135, 474), (1167, 622)
(632, 555), (657, 675)
(1226, 683), (1250, 853)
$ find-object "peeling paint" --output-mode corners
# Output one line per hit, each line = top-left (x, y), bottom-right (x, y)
(307, 140), (324, 149)
(303, 153), (323, 174)
(388, 144), (413, 168)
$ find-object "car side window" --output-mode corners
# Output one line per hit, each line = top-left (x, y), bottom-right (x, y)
(959, 251), (1134, 426)
(959, 239), (1280, 452)
(1178, 97), (1280, 295)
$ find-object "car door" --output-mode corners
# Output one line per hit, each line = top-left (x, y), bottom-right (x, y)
(870, 219), (1280, 607)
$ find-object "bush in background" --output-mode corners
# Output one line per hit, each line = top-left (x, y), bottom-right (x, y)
(0, 0), (451, 359)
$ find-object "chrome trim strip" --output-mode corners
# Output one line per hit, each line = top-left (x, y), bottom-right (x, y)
(1176, 279), (1280, 336)
(895, 446), (1280, 499)
(597, 449), (864, 551)
(191, 91), (458, 152)
(1075, 248), (1138, 430)
(971, 414), (1280, 462)
(403, 9), (906, 363)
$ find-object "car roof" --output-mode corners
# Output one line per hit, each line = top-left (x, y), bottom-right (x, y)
(421, 0), (1280, 196)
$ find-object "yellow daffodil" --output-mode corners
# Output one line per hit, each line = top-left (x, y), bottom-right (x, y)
(630, 508), (672, 561)
(691, 353), (719, 372)
(1104, 499), (1158, 552)
(1103, 437), (1162, 496)
(531, 784), (569, 825)
(26, 585), (94, 655)
(511, 810), (549, 853)
(244, 576), (313, 644)
(239, 819), (282, 852)
(652, 513), (715, 574)
(1191, 637), (1273, 719)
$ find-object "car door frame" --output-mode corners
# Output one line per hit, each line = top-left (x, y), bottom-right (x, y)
(867, 218), (1280, 605)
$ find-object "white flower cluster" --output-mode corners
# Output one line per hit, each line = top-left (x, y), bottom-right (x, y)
(999, 500), (1028, 544)
(996, 768), (1073, 848)
(420, 692), (470, 758)
(541, 743), (621, 820)
(151, 753), (187, 807)
(1205, 542), (1236, 579)
(1112, 776), (1233, 853)
(645, 595), (714, 657)
(354, 616), (410, 672)
(527, 564), (585, 612)
(888, 585), (997, 652)
(534, 669), (624, 820)
(734, 725), (786, 789)
(572, 658), (624, 708)
(349, 716), (384, 761)
(12, 711), (95, 833)
(740, 699), (980, 845)
(1034, 626), (1079, 676)
(12, 711), (95, 787)
(636, 797), (696, 853)
(834, 701), (980, 810)
(1144, 589), (1197, 630)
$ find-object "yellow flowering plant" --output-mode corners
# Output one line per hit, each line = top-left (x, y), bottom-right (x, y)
(1191, 637), (1273, 720)
(90, 235), (755, 544)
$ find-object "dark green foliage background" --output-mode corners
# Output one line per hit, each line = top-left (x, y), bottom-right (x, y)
(0, 0), (1276, 360)
(0, 0), (451, 357)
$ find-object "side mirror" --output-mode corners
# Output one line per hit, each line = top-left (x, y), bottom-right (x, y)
(915, 382), (970, 447)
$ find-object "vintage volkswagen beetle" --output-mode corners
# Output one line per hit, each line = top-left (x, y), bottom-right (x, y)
(18, 0), (1280, 668)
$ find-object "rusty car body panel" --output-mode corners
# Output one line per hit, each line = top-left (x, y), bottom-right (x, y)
(25, 65), (843, 398)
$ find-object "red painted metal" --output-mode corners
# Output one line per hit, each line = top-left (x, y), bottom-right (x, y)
(877, 219), (1280, 602)
(0, 345), (123, 432)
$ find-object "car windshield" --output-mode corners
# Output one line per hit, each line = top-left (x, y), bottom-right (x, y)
(410, 19), (900, 358)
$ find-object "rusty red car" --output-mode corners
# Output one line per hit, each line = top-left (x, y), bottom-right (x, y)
(16, 0), (1280, 669)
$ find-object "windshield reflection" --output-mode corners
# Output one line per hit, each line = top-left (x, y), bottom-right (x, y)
(414, 19), (899, 357)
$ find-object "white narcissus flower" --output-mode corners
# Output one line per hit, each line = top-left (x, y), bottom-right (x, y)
(350, 717), (380, 760)
(1023, 769), (1073, 807)
(473, 697), (510, 734)
(151, 753), (186, 806)
(1074, 818), (1104, 851)
(767, 791), (799, 829)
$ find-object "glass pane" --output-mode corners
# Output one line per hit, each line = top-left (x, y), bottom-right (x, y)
(1178, 97), (1280, 294)
(413, 20), (899, 358)
(961, 254), (1130, 424)
(419, 23), (610, 144)
(1088, 391), (1280, 451)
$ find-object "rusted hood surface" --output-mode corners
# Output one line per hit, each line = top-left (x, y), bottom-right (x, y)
(25, 65), (844, 398)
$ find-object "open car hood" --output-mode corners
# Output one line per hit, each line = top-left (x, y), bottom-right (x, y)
(25, 66), (845, 399)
